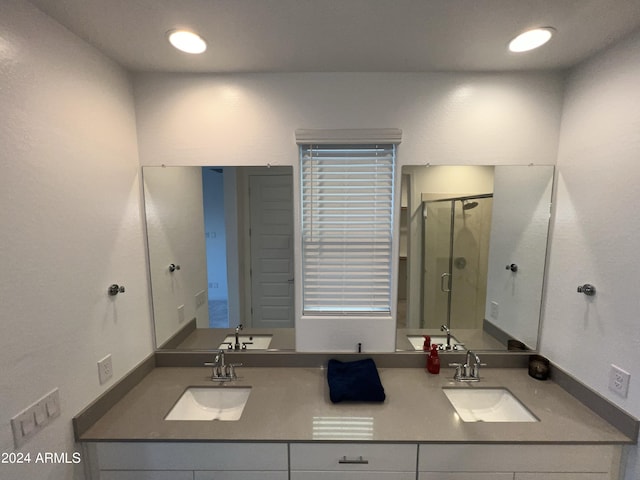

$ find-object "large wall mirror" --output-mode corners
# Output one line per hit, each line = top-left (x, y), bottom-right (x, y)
(396, 165), (554, 352)
(144, 165), (296, 350)
(144, 164), (553, 353)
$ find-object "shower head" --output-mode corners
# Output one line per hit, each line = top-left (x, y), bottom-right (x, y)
(462, 200), (479, 211)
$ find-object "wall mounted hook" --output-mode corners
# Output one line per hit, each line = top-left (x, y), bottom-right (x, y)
(168, 263), (181, 273)
(108, 284), (125, 296)
(577, 284), (596, 296)
(506, 263), (518, 272)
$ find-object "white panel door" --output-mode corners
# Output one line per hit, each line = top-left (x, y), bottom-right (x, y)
(249, 173), (294, 328)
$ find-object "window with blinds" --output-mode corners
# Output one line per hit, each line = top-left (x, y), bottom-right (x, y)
(300, 144), (396, 315)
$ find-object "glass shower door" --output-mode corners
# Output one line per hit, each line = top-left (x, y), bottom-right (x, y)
(422, 196), (493, 331)
(421, 199), (454, 329)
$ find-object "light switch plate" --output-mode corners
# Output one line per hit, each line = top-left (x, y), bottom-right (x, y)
(11, 389), (60, 448)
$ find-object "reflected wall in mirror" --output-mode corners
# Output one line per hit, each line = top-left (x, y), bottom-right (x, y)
(397, 165), (553, 352)
(143, 166), (295, 350)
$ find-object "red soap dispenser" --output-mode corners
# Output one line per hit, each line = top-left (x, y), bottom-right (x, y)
(422, 335), (431, 351)
(427, 344), (440, 374)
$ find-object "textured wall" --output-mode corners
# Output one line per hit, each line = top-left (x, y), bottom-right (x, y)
(143, 167), (209, 344)
(540, 29), (640, 478)
(133, 72), (565, 168)
(0, 1), (152, 478)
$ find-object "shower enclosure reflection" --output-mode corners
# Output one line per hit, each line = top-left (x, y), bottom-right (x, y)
(399, 165), (553, 351)
(422, 194), (493, 340)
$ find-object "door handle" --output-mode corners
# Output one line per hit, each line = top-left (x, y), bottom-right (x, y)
(440, 272), (451, 292)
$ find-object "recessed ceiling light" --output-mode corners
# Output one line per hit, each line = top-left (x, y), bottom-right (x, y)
(167, 30), (207, 54)
(508, 27), (555, 53)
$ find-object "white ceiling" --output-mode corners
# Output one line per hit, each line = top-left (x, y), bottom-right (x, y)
(29, 0), (640, 73)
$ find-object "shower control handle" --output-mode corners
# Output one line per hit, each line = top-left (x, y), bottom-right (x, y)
(506, 263), (518, 272)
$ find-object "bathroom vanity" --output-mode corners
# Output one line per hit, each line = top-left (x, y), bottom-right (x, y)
(76, 362), (634, 480)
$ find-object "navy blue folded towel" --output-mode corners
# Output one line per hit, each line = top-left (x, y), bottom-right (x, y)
(327, 358), (386, 403)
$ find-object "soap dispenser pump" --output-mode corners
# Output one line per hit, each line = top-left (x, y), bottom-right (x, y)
(427, 344), (440, 374)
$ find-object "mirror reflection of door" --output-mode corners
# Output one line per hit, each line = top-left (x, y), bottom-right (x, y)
(248, 173), (294, 328)
(422, 199), (455, 329)
(202, 167), (294, 329)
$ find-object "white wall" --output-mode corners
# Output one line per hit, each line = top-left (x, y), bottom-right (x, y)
(540, 29), (640, 479)
(0, 1), (152, 479)
(133, 71), (565, 350)
(486, 166), (554, 348)
(143, 167), (210, 344)
(133, 72), (564, 168)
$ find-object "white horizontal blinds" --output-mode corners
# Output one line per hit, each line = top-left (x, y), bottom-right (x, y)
(301, 144), (396, 315)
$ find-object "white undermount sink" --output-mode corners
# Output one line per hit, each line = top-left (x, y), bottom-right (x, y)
(165, 387), (251, 421)
(219, 334), (272, 350)
(407, 335), (465, 351)
(442, 387), (538, 422)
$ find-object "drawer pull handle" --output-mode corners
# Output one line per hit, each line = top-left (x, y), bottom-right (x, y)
(339, 455), (369, 464)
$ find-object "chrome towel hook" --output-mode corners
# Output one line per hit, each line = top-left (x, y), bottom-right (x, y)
(108, 284), (125, 296)
(505, 263), (518, 272)
(577, 284), (596, 296)
(169, 263), (181, 273)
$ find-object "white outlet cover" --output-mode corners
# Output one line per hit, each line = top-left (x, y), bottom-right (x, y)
(98, 354), (113, 385)
(608, 364), (630, 398)
(490, 301), (499, 319)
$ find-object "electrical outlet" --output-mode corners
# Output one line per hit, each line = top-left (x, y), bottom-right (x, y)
(490, 301), (499, 320)
(608, 364), (630, 398)
(195, 290), (206, 308)
(98, 354), (113, 385)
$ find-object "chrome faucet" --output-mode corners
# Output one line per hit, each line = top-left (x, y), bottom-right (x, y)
(204, 350), (242, 381)
(234, 324), (243, 350)
(450, 350), (485, 382)
(440, 325), (452, 350)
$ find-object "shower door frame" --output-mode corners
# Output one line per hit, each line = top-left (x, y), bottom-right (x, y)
(420, 193), (493, 330)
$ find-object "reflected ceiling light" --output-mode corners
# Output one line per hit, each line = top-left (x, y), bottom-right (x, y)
(508, 27), (555, 53)
(167, 29), (207, 54)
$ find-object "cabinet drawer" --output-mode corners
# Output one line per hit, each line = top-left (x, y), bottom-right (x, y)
(418, 444), (618, 473)
(291, 473), (415, 480)
(100, 472), (192, 480)
(290, 443), (417, 471)
(515, 474), (612, 480)
(96, 442), (288, 471)
(420, 474), (514, 480)
(195, 472), (288, 480)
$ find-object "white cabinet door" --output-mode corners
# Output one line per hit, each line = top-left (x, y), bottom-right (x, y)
(291, 473), (415, 480)
(419, 474), (514, 480)
(195, 472), (288, 480)
(100, 472), (193, 480)
(418, 444), (618, 474)
(515, 474), (612, 480)
(96, 442), (288, 471)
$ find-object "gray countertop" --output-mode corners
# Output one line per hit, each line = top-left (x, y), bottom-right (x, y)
(79, 366), (633, 444)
